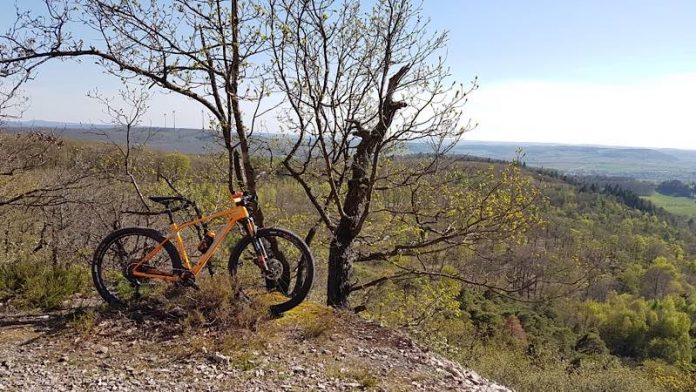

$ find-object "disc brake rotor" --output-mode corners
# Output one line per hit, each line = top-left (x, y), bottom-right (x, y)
(264, 258), (284, 281)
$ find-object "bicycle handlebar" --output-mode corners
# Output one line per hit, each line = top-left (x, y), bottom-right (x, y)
(234, 191), (258, 212)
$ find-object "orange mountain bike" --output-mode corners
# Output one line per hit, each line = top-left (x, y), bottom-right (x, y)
(91, 191), (314, 314)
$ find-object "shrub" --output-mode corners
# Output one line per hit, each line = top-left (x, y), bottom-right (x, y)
(69, 309), (99, 336)
(584, 293), (693, 364)
(0, 260), (90, 310)
(166, 274), (270, 331)
(642, 360), (696, 392)
(575, 332), (608, 355)
(463, 341), (665, 392)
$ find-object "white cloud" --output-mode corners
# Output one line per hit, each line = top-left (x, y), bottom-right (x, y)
(466, 74), (696, 149)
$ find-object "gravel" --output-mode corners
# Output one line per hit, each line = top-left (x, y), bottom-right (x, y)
(0, 310), (512, 391)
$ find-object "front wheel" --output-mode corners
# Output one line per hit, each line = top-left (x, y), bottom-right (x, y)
(228, 228), (314, 314)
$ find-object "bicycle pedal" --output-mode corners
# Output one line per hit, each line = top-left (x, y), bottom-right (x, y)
(181, 278), (200, 291)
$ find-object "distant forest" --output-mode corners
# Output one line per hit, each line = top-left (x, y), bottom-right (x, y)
(656, 180), (696, 198)
(7, 123), (696, 182)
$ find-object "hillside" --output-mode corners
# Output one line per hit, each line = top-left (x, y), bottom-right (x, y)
(441, 142), (696, 182)
(2, 1), (696, 391)
(2, 131), (696, 392)
(3, 121), (221, 154)
(0, 303), (508, 391)
(7, 121), (696, 181)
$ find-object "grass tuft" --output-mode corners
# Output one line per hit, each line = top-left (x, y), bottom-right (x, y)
(326, 364), (380, 389)
(69, 309), (99, 336)
(274, 302), (338, 340)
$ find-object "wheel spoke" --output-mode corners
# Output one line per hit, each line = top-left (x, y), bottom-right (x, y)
(228, 230), (314, 313)
(93, 230), (177, 307)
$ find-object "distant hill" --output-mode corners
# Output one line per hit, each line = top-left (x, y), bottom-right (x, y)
(412, 141), (696, 182)
(3, 121), (221, 154)
(5, 120), (696, 181)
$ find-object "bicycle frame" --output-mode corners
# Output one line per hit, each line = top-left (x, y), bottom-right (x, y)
(130, 199), (255, 282)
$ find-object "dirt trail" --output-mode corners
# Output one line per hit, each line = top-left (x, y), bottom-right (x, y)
(0, 304), (511, 391)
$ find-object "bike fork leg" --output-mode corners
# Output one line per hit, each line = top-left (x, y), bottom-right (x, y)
(251, 238), (270, 272)
(244, 218), (269, 272)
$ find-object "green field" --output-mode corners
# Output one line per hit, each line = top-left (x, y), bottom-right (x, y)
(644, 193), (696, 218)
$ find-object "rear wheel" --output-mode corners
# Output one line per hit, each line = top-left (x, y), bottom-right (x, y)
(92, 227), (181, 308)
(228, 228), (314, 314)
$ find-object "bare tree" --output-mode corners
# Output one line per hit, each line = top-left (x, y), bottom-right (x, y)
(0, 132), (90, 208)
(0, 73), (27, 122)
(268, 0), (540, 307)
(0, 131), (155, 280)
(0, 55), (34, 122)
(88, 85), (153, 210)
(0, 2), (59, 122)
(0, 0), (275, 222)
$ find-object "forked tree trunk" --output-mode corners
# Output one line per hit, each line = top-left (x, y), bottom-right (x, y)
(326, 119), (379, 307)
(326, 65), (411, 308)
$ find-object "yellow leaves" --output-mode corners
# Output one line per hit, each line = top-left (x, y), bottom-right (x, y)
(252, 4), (266, 16)
(642, 359), (696, 392)
(161, 152), (192, 177)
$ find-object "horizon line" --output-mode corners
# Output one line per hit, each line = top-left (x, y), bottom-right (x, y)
(5, 118), (696, 153)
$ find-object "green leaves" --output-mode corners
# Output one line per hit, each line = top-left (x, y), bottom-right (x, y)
(584, 293), (694, 364)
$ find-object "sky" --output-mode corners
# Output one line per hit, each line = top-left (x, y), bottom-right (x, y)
(2, 0), (696, 149)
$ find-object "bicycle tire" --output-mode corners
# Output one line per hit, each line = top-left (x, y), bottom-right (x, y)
(92, 227), (182, 308)
(228, 228), (315, 314)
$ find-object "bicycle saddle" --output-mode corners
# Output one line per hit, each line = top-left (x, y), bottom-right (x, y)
(148, 196), (186, 207)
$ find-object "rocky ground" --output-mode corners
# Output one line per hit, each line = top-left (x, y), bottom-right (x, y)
(0, 303), (511, 391)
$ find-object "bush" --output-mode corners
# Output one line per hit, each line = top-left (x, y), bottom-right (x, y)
(167, 274), (270, 331)
(642, 360), (696, 392)
(69, 309), (99, 336)
(575, 332), (608, 355)
(463, 342), (665, 392)
(584, 293), (693, 364)
(0, 260), (90, 310)
(361, 271), (464, 348)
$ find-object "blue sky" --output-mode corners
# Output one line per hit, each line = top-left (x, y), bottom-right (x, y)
(3, 0), (696, 148)
(424, 1), (696, 83)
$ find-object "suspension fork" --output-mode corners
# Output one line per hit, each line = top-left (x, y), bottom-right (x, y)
(242, 218), (270, 272)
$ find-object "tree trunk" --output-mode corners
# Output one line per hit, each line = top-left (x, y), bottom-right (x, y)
(324, 66), (411, 308)
(326, 133), (375, 308)
(236, 129), (267, 227)
(327, 223), (355, 308)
